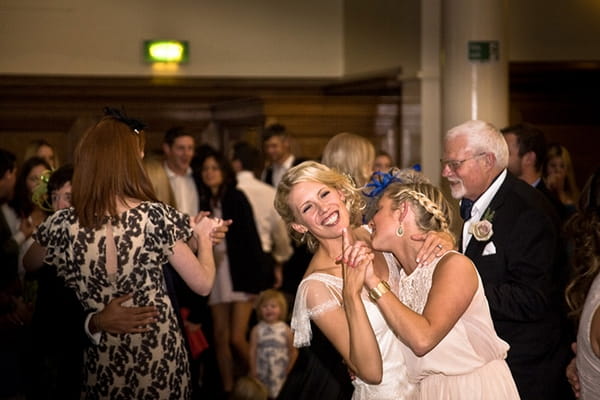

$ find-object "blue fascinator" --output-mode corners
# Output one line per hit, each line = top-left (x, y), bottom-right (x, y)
(362, 166), (429, 223)
(364, 170), (403, 199)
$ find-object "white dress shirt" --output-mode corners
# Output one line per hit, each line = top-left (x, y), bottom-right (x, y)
(462, 169), (507, 252)
(236, 171), (292, 263)
(264, 155), (295, 188)
(164, 163), (199, 217)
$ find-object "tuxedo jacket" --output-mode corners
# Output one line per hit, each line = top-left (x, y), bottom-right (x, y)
(463, 173), (570, 398)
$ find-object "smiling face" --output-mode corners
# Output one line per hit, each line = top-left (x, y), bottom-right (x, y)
(287, 180), (350, 241)
(163, 135), (195, 175)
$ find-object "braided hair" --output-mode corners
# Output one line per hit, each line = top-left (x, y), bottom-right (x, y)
(384, 182), (453, 237)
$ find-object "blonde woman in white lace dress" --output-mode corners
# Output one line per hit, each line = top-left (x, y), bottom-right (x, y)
(274, 162), (455, 399)
(273, 161), (416, 400)
(342, 181), (520, 399)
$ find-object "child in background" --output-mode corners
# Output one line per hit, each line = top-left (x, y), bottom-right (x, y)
(249, 289), (297, 399)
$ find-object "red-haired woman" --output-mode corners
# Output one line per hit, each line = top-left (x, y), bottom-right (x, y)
(25, 109), (222, 399)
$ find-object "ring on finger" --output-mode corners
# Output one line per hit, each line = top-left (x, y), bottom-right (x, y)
(436, 244), (443, 249)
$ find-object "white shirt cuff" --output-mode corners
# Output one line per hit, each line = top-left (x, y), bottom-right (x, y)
(84, 312), (103, 345)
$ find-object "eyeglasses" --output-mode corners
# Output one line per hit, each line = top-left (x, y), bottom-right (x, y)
(440, 153), (487, 172)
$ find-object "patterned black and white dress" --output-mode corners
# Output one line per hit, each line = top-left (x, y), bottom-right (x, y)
(34, 202), (192, 399)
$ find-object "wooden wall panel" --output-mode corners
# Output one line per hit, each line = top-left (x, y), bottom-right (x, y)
(509, 62), (600, 188)
(0, 75), (402, 169)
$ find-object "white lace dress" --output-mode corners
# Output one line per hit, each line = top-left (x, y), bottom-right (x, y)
(391, 251), (520, 399)
(291, 255), (414, 400)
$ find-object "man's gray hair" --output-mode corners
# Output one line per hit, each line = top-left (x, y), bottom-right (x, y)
(445, 120), (508, 169)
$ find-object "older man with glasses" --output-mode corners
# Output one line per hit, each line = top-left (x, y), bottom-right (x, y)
(441, 120), (574, 400)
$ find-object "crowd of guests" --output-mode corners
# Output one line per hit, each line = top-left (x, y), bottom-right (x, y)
(0, 109), (598, 400)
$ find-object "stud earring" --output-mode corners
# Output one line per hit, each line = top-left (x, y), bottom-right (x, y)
(396, 225), (404, 237)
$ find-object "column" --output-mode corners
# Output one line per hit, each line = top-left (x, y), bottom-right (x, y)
(441, 0), (509, 131)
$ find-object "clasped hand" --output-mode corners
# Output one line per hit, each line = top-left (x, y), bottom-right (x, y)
(340, 228), (375, 296)
(190, 211), (232, 245)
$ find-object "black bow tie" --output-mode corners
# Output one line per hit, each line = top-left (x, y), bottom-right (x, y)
(460, 198), (474, 220)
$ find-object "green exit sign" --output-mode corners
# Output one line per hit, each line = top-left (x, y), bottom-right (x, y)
(468, 41), (499, 62)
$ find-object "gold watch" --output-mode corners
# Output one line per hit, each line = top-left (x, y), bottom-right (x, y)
(369, 280), (390, 302)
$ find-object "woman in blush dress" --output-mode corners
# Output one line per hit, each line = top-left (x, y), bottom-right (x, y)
(342, 178), (520, 399)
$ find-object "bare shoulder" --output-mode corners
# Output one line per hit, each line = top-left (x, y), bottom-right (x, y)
(434, 251), (478, 284)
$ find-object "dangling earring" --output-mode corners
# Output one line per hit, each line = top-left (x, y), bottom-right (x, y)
(301, 231), (307, 243)
(396, 224), (404, 237)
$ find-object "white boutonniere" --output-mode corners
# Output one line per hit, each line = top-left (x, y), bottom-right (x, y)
(469, 208), (495, 241)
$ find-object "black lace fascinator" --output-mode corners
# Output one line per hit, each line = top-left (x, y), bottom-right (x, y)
(103, 107), (147, 134)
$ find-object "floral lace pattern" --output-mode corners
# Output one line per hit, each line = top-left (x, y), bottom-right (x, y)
(395, 253), (452, 314)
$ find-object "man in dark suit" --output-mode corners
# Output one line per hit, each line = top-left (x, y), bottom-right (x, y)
(441, 120), (572, 400)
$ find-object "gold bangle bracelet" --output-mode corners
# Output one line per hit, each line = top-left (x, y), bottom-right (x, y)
(369, 280), (390, 302)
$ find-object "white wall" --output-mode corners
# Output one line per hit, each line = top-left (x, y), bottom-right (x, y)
(343, 0), (421, 78)
(1, 0), (599, 78)
(0, 0), (343, 77)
